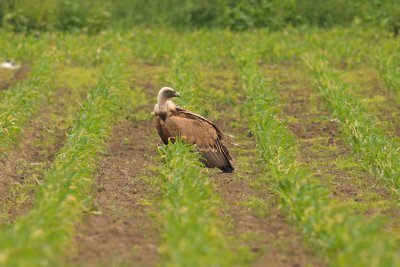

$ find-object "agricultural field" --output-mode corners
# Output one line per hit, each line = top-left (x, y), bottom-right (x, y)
(0, 25), (399, 267)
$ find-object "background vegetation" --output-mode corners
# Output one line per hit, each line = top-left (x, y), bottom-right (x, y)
(0, 0), (399, 33)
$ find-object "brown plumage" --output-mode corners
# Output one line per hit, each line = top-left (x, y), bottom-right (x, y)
(154, 87), (234, 173)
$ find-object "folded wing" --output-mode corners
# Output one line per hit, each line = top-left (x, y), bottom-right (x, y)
(157, 110), (234, 172)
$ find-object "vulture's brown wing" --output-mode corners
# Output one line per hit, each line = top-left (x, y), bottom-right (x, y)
(156, 116), (169, 145)
(164, 111), (234, 172)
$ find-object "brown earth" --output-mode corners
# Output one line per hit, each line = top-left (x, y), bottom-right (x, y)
(0, 83), (90, 223)
(69, 120), (161, 267)
(214, 158), (326, 266)
(340, 68), (400, 138)
(264, 64), (392, 202)
(266, 63), (400, 237)
(0, 65), (29, 91)
(69, 63), (168, 266)
(204, 67), (326, 267)
(70, 63), (326, 267)
(0, 103), (57, 222)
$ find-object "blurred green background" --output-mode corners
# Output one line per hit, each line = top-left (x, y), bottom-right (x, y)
(0, 0), (399, 33)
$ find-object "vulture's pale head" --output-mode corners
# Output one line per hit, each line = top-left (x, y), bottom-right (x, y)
(157, 87), (180, 104)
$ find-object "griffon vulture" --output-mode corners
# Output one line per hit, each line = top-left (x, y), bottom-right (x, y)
(154, 87), (234, 173)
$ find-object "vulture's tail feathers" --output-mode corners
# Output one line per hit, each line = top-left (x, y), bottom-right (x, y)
(221, 162), (234, 173)
(202, 151), (234, 173)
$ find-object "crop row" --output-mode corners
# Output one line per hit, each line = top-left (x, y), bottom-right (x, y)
(0, 30), (51, 62)
(0, 54), (56, 154)
(0, 54), (135, 266)
(236, 54), (400, 266)
(157, 141), (235, 266)
(0, 33), (133, 156)
(305, 56), (400, 194)
(155, 53), (241, 266)
(372, 42), (400, 101)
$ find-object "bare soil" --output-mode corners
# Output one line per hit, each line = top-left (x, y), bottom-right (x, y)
(266, 64), (392, 202)
(213, 156), (326, 267)
(71, 63), (327, 267)
(0, 85), (87, 223)
(207, 69), (326, 267)
(267, 64), (400, 236)
(70, 120), (161, 267)
(341, 68), (400, 138)
(69, 63), (168, 266)
(0, 104), (57, 221)
(0, 65), (29, 91)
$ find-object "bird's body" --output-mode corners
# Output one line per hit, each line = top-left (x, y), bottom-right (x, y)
(154, 87), (234, 173)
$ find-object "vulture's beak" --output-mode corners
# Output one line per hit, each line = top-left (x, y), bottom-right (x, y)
(174, 92), (181, 97)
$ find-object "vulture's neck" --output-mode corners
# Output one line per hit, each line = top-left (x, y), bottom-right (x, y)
(156, 99), (177, 120)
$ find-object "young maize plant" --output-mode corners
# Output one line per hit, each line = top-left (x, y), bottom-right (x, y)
(157, 141), (236, 267)
(305, 56), (400, 194)
(156, 51), (242, 266)
(0, 53), (56, 154)
(0, 31), (51, 63)
(372, 49), (400, 101)
(236, 54), (400, 267)
(0, 54), (136, 266)
(168, 51), (206, 114)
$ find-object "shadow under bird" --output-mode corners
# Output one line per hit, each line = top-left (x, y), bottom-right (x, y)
(154, 87), (234, 173)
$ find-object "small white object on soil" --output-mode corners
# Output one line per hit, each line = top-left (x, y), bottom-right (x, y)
(0, 61), (20, 70)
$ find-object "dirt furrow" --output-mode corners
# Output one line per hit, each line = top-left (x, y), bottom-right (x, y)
(69, 63), (168, 266)
(0, 65), (29, 92)
(70, 120), (161, 267)
(340, 67), (400, 138)
(0, 79), (90, 223)
(267, 64), (400, 223)
(200, 67), (326, 266)
(213, 149), (325, 266)
(71, 62), (326, 266)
